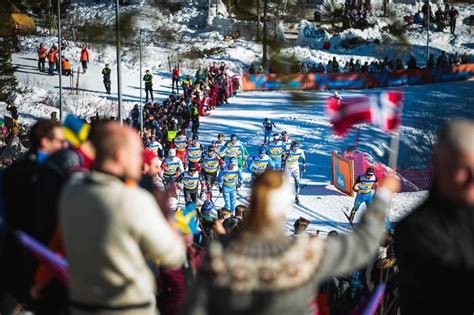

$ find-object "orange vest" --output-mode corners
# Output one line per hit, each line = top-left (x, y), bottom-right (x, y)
(63, 60), (72, 71)
(38, 47), (46, 58)
(48, 50), (57, 63)
(80, 49), (89, 61)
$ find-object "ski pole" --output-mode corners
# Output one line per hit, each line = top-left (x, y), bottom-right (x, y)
(212, 191), (222, 205)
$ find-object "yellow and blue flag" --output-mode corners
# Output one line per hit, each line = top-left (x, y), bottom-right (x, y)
(174, 202), (200, 235)
(62, 114), (90, 147)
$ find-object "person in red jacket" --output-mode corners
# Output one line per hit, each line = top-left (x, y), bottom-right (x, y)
(172, 63), (180, 93)
(37, 43), (47, 72)
(47, 47), (58, 76)
(80, 45), (89, 74)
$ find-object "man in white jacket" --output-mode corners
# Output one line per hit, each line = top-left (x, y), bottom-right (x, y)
(60, 122), (186, 315)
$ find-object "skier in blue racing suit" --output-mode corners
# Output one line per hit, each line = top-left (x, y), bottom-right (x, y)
(349, 167), (378, 222)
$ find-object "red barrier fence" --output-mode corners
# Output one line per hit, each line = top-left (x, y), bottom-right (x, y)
(345, 151), (431, 192)
(241, 64), (474, 91)
(200, 76), (240, 116)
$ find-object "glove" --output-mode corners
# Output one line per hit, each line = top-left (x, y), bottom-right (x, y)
(302, 165), (306, 173)
(219, 187), (223, 193)
(237, 183), (241, 189)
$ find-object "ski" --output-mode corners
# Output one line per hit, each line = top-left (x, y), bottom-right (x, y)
(342, 210), (355, 229)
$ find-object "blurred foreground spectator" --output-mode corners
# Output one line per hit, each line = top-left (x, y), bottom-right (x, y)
(394, 119), (474, 314)
(186, 170), (399, 315)
(60, 122), (186, 315)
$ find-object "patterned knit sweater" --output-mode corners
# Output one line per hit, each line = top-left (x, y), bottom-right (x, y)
(186, 192), (390, 315)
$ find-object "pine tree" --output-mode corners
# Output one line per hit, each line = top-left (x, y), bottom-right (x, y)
(0, 50), (18, 101)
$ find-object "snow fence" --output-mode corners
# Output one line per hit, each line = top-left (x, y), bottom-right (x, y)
(332, 151), (431, 196)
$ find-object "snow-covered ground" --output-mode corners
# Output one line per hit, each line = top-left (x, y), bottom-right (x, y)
(6, 51), (474, 236)
(4, 1), (474, 236)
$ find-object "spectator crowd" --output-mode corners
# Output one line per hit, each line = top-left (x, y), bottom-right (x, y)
(249, 51), (469, 75)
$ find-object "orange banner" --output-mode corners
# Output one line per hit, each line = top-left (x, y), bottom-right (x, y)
(332, 151), (355, 196)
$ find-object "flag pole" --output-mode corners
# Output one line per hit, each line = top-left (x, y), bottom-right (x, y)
(386, 129), (400, 234)
(388, 130), (400, 170)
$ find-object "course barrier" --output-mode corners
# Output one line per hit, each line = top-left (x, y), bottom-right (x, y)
(201, 76), (240, 116)
(344, 151), (432, 192)
(242, 64), (474, 91)
(331, 151), (355, 196)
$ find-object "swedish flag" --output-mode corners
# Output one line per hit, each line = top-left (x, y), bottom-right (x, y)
(174, 202), (200, 235)
(62, 114), (90, 147)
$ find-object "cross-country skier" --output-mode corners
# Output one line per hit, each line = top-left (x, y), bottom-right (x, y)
(102, 64), (111, 95)
(266, 133), (286, 170)
(179, 163), (201, 204)
(220, 134), (248, 168)
(217, 158), (243, 213)
(333, 91), (343, 102)
(161, 148), (184, 196)
(349, 168), (378, 222)
(201, 144), (225, 199)
(146, 136), (164, 158)
(248, 148), (275, 180)
(187, 134), (205, 171)
(213, 133), (227, 159)
(284, 140), (306, 204)
(281, 131), (292, 169)
(173, 131), (188, 164)
(263, 118), (277, 144)
(281, 131), (292, 151)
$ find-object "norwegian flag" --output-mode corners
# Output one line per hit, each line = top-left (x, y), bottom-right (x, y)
(326, 91), (404, 136)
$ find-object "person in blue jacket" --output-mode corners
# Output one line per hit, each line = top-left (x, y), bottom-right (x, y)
(217, 158), (243, 213)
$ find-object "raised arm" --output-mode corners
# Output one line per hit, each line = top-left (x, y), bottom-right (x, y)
(317, 177), (399, 280)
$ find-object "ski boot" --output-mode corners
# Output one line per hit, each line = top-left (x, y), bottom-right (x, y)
(295, 194), (300, 205)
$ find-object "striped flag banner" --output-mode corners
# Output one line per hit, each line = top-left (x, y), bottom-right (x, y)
(326, 91), (404, 136)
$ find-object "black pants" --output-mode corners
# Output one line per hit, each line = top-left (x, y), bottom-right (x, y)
(172, 78), (179, 92)
(81, 61), (87, 73)
(38, 58), (45, 71)
(48, 62), (55, 75)
(32, 281), (68, 315)
(104, 80), (111, 94)
(191, 119), (199, 134)
(450, 19), (456, 34)
(145, 83), (153, 102)
(184, 189), (198, 203)
(203, 172), (217, 191)
(219, 88), (227, 104)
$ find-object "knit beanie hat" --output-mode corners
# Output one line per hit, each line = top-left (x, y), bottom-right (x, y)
(143, 149), (157, 165)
